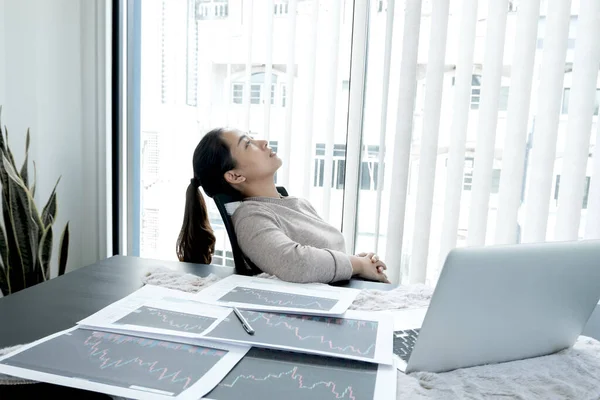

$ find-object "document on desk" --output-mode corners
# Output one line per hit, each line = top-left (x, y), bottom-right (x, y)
(77, 285), (232, 341)
(0, 326), (249, 400)
(193, 275), (361, 316)
(203, 347), (397, 400)
(201, 309), (394, 365)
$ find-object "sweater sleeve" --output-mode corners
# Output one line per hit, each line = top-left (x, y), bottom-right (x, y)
(232, 205), (353, 284)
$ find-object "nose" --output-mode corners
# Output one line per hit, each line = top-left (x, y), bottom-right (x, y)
(258, 139), (268, 149)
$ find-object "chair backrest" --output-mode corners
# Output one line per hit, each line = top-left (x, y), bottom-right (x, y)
(213, 186), (289, 275)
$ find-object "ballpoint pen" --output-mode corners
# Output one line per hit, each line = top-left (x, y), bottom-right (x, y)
(233, 307), (255, 335)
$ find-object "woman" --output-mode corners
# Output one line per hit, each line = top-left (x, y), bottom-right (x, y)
(176, 127), (390, 284)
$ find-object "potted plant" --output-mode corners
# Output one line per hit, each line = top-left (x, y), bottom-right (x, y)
(0, 107), (69, 297)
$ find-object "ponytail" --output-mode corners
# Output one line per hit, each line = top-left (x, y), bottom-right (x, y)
(176, 180), (215, 264)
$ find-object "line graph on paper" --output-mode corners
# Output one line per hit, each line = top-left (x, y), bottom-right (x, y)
(217, 287), (338, 311)
(0, 328), (226, 396)
(206, 348), (378, 400)
(205, 310), (378, 359)
(114, 306), (217, 334)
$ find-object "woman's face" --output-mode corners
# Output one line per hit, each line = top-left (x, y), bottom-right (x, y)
(221, 129), (282, 183)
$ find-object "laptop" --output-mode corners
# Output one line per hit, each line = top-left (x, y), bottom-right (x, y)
(391, 239), (600, 374)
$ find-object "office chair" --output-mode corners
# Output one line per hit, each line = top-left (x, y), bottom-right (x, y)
(213, 186), (289, 276)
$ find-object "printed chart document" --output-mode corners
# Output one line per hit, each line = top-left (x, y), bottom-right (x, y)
(204, 347), (396, 400)
(202, 309), (394, 365)
(77, 285), (231, 340)
(0, 327), (249, 400)
(193, 275), (361, 315)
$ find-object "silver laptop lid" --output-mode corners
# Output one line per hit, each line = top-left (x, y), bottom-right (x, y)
(406, 240), (600, 373)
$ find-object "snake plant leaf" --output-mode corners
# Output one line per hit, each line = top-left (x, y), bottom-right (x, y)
(58, 222), (69, 276)
(20, 129), (30, 188)
(1, 155), (21, 292)
(0, 222), (8, 274)
(0, 223), (8, 295)
(3, 126), (17, 172)
(0, 143), (8, 195)
(41, 176), (60, 228)
(3, 153), (40, 267)
(31, 161), (37, 198)
(1, 193), (16, 294)
(0, 112), (6, 157)
(38, 227), (52, 281)
(3, 153), (37, 292)
(0, 107), (6, 158)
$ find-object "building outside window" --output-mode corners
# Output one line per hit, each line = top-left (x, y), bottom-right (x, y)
(195, 0), (228, 20)
(561, 88), (600, 116)
(231, 72), (281, 105)
(313, 144), (382, 190)
(554, 175), (592, 208)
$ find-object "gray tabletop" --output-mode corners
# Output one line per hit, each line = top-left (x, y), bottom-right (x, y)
(0, 255), (395, 349)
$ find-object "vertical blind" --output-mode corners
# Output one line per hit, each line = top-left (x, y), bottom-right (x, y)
(137, 0), (600, 286)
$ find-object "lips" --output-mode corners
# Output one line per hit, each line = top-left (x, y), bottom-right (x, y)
(270, 151), (276, 157)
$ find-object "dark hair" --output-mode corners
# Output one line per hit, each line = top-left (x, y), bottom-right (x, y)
(176, 128), (237, 264)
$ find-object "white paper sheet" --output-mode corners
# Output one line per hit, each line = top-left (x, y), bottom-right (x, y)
(201, 309), (394, 365)
(0, 326), (250, 400)
(77, 285), (231, 340)
(193, 275), (361, 315)
(201, 347), (397, 400)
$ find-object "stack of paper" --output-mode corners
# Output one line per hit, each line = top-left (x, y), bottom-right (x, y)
(0, 275), (397, 399)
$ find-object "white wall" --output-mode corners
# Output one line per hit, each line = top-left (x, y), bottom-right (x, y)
(0, 0), (110, 276)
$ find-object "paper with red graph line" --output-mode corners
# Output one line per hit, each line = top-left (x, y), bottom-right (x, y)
(202, 309), (394, 365)
(204, 347), (397, 400)
(193, 275), (361, 315)
(76, 285), (232, 341)
(0, 326), (249, 400)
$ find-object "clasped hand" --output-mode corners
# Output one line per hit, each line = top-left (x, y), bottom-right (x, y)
(352, 252), (390, 283)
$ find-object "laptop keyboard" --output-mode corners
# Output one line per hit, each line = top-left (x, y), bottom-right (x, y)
(393, 328), (420, 362)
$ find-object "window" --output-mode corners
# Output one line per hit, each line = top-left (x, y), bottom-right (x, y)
(554, 175), (592, 208)
(465, 75), (509, 111)
(313, 144), (381, 190)
(232, 83), (243, 104)
(281, 83), (287, 107)
(186, 0), (198, 106)
(231, 72), (280, 105)
(360, 145), (381, 191)
(142, 132), (160, 189)
(463, 157), (474, 190)
(314, 144), (341, 188)
(360, 162), (379, 190)
(195, 0), (228, 20)
(274, 1), (290, 15)
(561, 88), (600, 116)
(141, 209), (159, 254)
(250, 84), (261, 104)
(212, 249), (234, 267)
(270, 84), (275, 105)
(459, 158), (501, 194)
(160, 1), (170, 104)
(470, 75), (481, 110)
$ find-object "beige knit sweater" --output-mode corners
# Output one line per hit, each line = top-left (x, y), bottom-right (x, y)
(231, 196), (353, 283)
